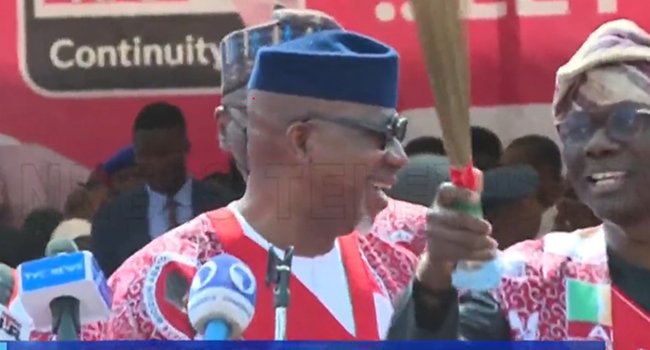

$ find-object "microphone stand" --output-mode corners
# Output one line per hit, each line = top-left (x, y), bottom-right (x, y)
(50, 296), (80, 340)
(266, 246), (294, 341)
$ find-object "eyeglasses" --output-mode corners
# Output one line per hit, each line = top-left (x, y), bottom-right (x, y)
(302, 112), (408, 149)
(558, 105), (650, 146)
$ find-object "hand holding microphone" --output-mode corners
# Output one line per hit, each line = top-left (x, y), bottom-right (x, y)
(17, 238), (112, 340)
(188, 254), (257, 340)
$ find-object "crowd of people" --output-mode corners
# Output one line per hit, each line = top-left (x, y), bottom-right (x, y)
(1, 5), (648, 346)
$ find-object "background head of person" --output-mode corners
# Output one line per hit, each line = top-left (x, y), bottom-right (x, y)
(388, 154), (540, 248)
(471, 126), (503, 171)
(0, 177), (11, 226)
(69, 145), (142, 220)
(102, 145), (142, 195)
(0, 224), (22, 267)
(20, 207), (63, 263)
(501, 135), (564, 209)
(216, 9), (342, 179)
(202, 158), (247, 200)
(553, 19), (650, 239)
(133, 102), (190, 197)
(403, 127), (501, 169)
(63, 186), (95, 221)
(403, 136), (445, 157)
(499, 134), (565, 236)
(243, 30), (407, 253)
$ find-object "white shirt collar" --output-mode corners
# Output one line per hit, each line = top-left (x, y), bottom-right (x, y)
(146, 178), (193, 209)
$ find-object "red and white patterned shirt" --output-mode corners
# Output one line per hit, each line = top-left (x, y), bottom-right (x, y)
(27, 198), (427, 340)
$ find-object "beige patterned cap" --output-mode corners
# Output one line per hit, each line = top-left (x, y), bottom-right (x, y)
(220, 8), (342, 95)
(553, 19), (650, 124)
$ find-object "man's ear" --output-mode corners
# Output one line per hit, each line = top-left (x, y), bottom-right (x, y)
(286, 122), (313, 162)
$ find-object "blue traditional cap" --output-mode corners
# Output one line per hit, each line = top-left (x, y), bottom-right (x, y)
(103, 145), (135, 175)
(82, 145), (135, 189)
(220, 9), (342, 95)
(248, 30), (399, 108)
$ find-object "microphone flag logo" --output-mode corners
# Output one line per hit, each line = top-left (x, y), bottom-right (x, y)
(229, 262), (255, 295)
(191, 261), (217, 292)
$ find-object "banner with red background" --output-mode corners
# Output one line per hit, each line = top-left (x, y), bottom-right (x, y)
(0, 0), (646, 223)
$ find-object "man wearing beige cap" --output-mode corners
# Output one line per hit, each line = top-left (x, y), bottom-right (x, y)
(407, 19), (650, 346)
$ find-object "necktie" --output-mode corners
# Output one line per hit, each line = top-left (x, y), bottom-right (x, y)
(166, 197), (179, 230)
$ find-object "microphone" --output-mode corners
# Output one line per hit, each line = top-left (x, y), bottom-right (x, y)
(0, 264), (22, 341)
(266, 246), (294, 340)
(17, 238), (112, 340)
(0, 263), (14, 306)
(188, 254), (257, 340)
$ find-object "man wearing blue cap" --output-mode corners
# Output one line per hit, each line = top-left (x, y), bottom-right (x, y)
(216, 8), (429, 256)
(95, 29), (439, 341)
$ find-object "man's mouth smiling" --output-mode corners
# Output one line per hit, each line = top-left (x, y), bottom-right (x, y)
(586, 171), (627, 194)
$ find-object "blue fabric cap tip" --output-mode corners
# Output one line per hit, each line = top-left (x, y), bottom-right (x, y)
(103, 145), (135, 175)
(248, 30), (399, 108)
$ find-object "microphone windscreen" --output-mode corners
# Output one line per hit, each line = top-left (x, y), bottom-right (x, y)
(0, 264), (14, 306)
(45, 238), (79, 257)
(188, 254), (257, 338)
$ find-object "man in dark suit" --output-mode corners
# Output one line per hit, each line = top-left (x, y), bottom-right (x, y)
(91, 102), (236, 277)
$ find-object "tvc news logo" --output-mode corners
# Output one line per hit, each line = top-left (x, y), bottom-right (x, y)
(19, 252), (86, 292)
(18, 0), (250, 97)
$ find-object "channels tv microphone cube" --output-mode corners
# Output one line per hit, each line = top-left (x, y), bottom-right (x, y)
(17, 251), (112, 331)
(188, 254), (257, 340)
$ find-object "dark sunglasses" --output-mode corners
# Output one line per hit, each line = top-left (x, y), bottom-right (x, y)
(302, 112), (408, 149)
(558, 105), (650, 146)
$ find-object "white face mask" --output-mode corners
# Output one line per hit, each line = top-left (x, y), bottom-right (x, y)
(537, 205), (558, 238)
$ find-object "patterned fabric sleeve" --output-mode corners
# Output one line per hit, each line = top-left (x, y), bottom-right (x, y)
(371, 198), (428, 256)
(101, 215), (222, 340)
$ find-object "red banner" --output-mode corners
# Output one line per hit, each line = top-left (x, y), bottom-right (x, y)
(0, 0), (647, 178)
